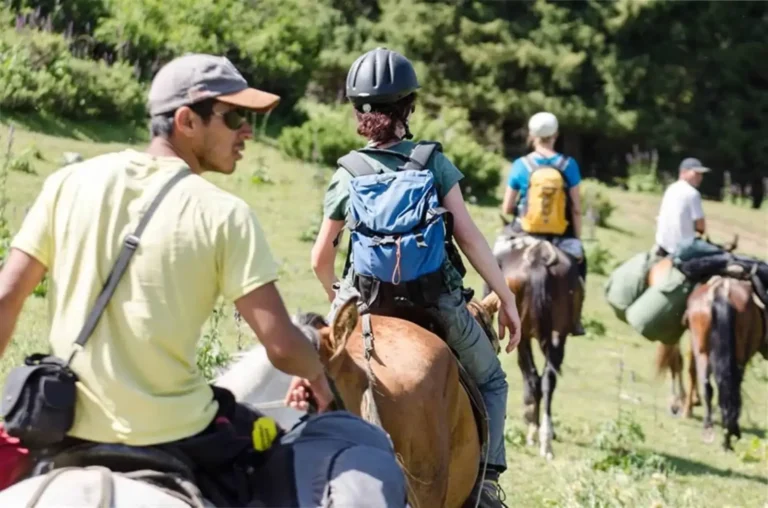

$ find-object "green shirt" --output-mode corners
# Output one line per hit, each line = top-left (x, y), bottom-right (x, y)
(322, 140), (465, 291)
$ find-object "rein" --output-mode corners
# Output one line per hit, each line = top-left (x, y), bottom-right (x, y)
(250, 373), (346, 415)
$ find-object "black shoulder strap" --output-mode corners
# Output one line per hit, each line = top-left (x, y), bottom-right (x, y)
(337, 151), (378, 177)
(67, 168), (191, 365)
(554, 155), (570, 171)
(402, 142), (442, 171)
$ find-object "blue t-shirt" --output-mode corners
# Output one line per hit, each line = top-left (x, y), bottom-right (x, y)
(507, 152), (582, 214)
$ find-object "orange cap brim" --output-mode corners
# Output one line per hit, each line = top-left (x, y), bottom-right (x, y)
(217, 87), (281, 113)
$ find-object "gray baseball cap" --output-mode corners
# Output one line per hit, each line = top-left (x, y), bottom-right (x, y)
(679, 157), (711, 173)
(148, 53), (280, 116)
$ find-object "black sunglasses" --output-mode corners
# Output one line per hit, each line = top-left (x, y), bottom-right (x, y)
(213, 108), (248, 130)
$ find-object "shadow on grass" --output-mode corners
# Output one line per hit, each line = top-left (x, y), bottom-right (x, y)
(570, 439), (768, 484)
(1, 112), (148, 145)
(659, 452), (768, 484)
(603, 222), (635, 237)
(686, 413), (767, 440)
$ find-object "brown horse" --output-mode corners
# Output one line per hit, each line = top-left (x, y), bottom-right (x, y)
(484, 220), (584, 460)
(652, 236), (740, 415)
(681, 276), (767, 450)
(295, 295), (501, 508)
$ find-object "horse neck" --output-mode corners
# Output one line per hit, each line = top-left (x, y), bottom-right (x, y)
(326, 348), (368, 419)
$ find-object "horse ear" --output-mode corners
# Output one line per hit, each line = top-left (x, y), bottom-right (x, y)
(329, 296), (360, 355)
(480, 292), (501, 316)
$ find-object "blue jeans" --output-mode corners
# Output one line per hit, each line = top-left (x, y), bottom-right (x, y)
(329, 280), (508, 473)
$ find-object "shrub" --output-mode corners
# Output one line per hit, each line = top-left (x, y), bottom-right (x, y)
(0, 27), (146, 124)
(410, 106), (503, 200)
(277, 102), (504, 200)
(277, 104), (360, 168)
(585, 241), (614, 276)
(580, 178), (616, 227)
(623, 145), (663, 194)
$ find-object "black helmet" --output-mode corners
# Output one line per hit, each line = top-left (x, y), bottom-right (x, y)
(345, 47), (420, 106)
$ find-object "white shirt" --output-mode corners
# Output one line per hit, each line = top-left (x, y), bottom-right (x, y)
(655, 179), (705, 254)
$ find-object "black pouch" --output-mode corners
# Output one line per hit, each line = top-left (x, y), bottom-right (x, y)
(1, 353), (78, 449)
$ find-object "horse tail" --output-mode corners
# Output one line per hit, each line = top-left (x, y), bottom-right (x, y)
(710, 289), (742, 436)
(654, 343), (682, 379)
(528, 250), (554, 358)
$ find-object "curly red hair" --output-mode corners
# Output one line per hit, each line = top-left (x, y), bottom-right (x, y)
(353, 94), (416, 143)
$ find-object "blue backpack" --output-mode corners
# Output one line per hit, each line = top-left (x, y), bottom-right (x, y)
(337, 142), (448, 287)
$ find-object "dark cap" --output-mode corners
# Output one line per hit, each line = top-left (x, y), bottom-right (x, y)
(148, 53), (280, 116)
(679, 157), (711, 173)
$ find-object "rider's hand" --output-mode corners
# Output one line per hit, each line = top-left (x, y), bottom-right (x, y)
(284, 373), (334, 413)
(498, 301), (522, 353)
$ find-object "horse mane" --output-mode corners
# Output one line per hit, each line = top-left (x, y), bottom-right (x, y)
(294, 311), (328, 329)
(467, 300), (500, 354)
(292, 311), (329, 351)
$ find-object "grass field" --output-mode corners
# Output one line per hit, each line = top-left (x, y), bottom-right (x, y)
(1, 117), (767, 507)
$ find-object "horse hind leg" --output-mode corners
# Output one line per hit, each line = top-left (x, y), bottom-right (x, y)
(517, 338), (541, 446)
(656, 343), (685, 415)
(671, 345), (686, 416)
(539, 331), (566, 461)
(696, 350), (716, 443)
(682, 343), (698, 418)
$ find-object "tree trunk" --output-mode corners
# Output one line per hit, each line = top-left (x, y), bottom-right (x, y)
(750, 175), (764, 209)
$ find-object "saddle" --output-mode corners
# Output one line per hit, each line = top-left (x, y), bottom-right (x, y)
(36, 442), (196, 481)
(675, 251), (768, 308)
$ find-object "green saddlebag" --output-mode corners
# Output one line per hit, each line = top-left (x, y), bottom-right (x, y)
(625, 265), (694, 345)
(604, 251), (656, 322)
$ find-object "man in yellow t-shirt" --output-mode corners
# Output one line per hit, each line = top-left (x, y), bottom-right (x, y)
(0, 54), (406, 507)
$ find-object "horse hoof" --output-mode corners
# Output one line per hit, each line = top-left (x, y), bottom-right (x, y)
(540, 448), (554, 460)
(702, 427), (716, 444)
(669, 404), (681, 417)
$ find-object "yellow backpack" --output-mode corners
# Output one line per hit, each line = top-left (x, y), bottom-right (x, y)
(519, 154), (570, 235)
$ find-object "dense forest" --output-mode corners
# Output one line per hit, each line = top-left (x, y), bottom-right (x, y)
(1, 0), (766, 206)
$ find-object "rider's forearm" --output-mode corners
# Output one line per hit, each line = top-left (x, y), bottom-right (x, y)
(571, 211), (582, 239)
(265, 325), (326, 381)
(456, 226), (517, 307)
(235, 283), (325, 381)
(311, 244), (338, 299)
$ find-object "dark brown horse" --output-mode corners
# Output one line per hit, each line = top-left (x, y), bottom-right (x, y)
(484, 219), (584, 459)
(295, 295), (501, 508)
(681, 276), (767, 450)
(653, 235), (739, 415)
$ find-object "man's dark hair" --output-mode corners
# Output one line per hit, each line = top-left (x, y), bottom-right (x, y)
(149, 99), (217, 139)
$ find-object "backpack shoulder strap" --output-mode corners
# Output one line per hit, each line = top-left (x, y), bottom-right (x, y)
(554, 155), (570, 172)
(337, 151), (379, 178)
(521, 153), (539, 173)
(402, 141), (442, 171)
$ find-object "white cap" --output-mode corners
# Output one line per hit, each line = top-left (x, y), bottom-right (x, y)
(528, 112), (558, 137)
